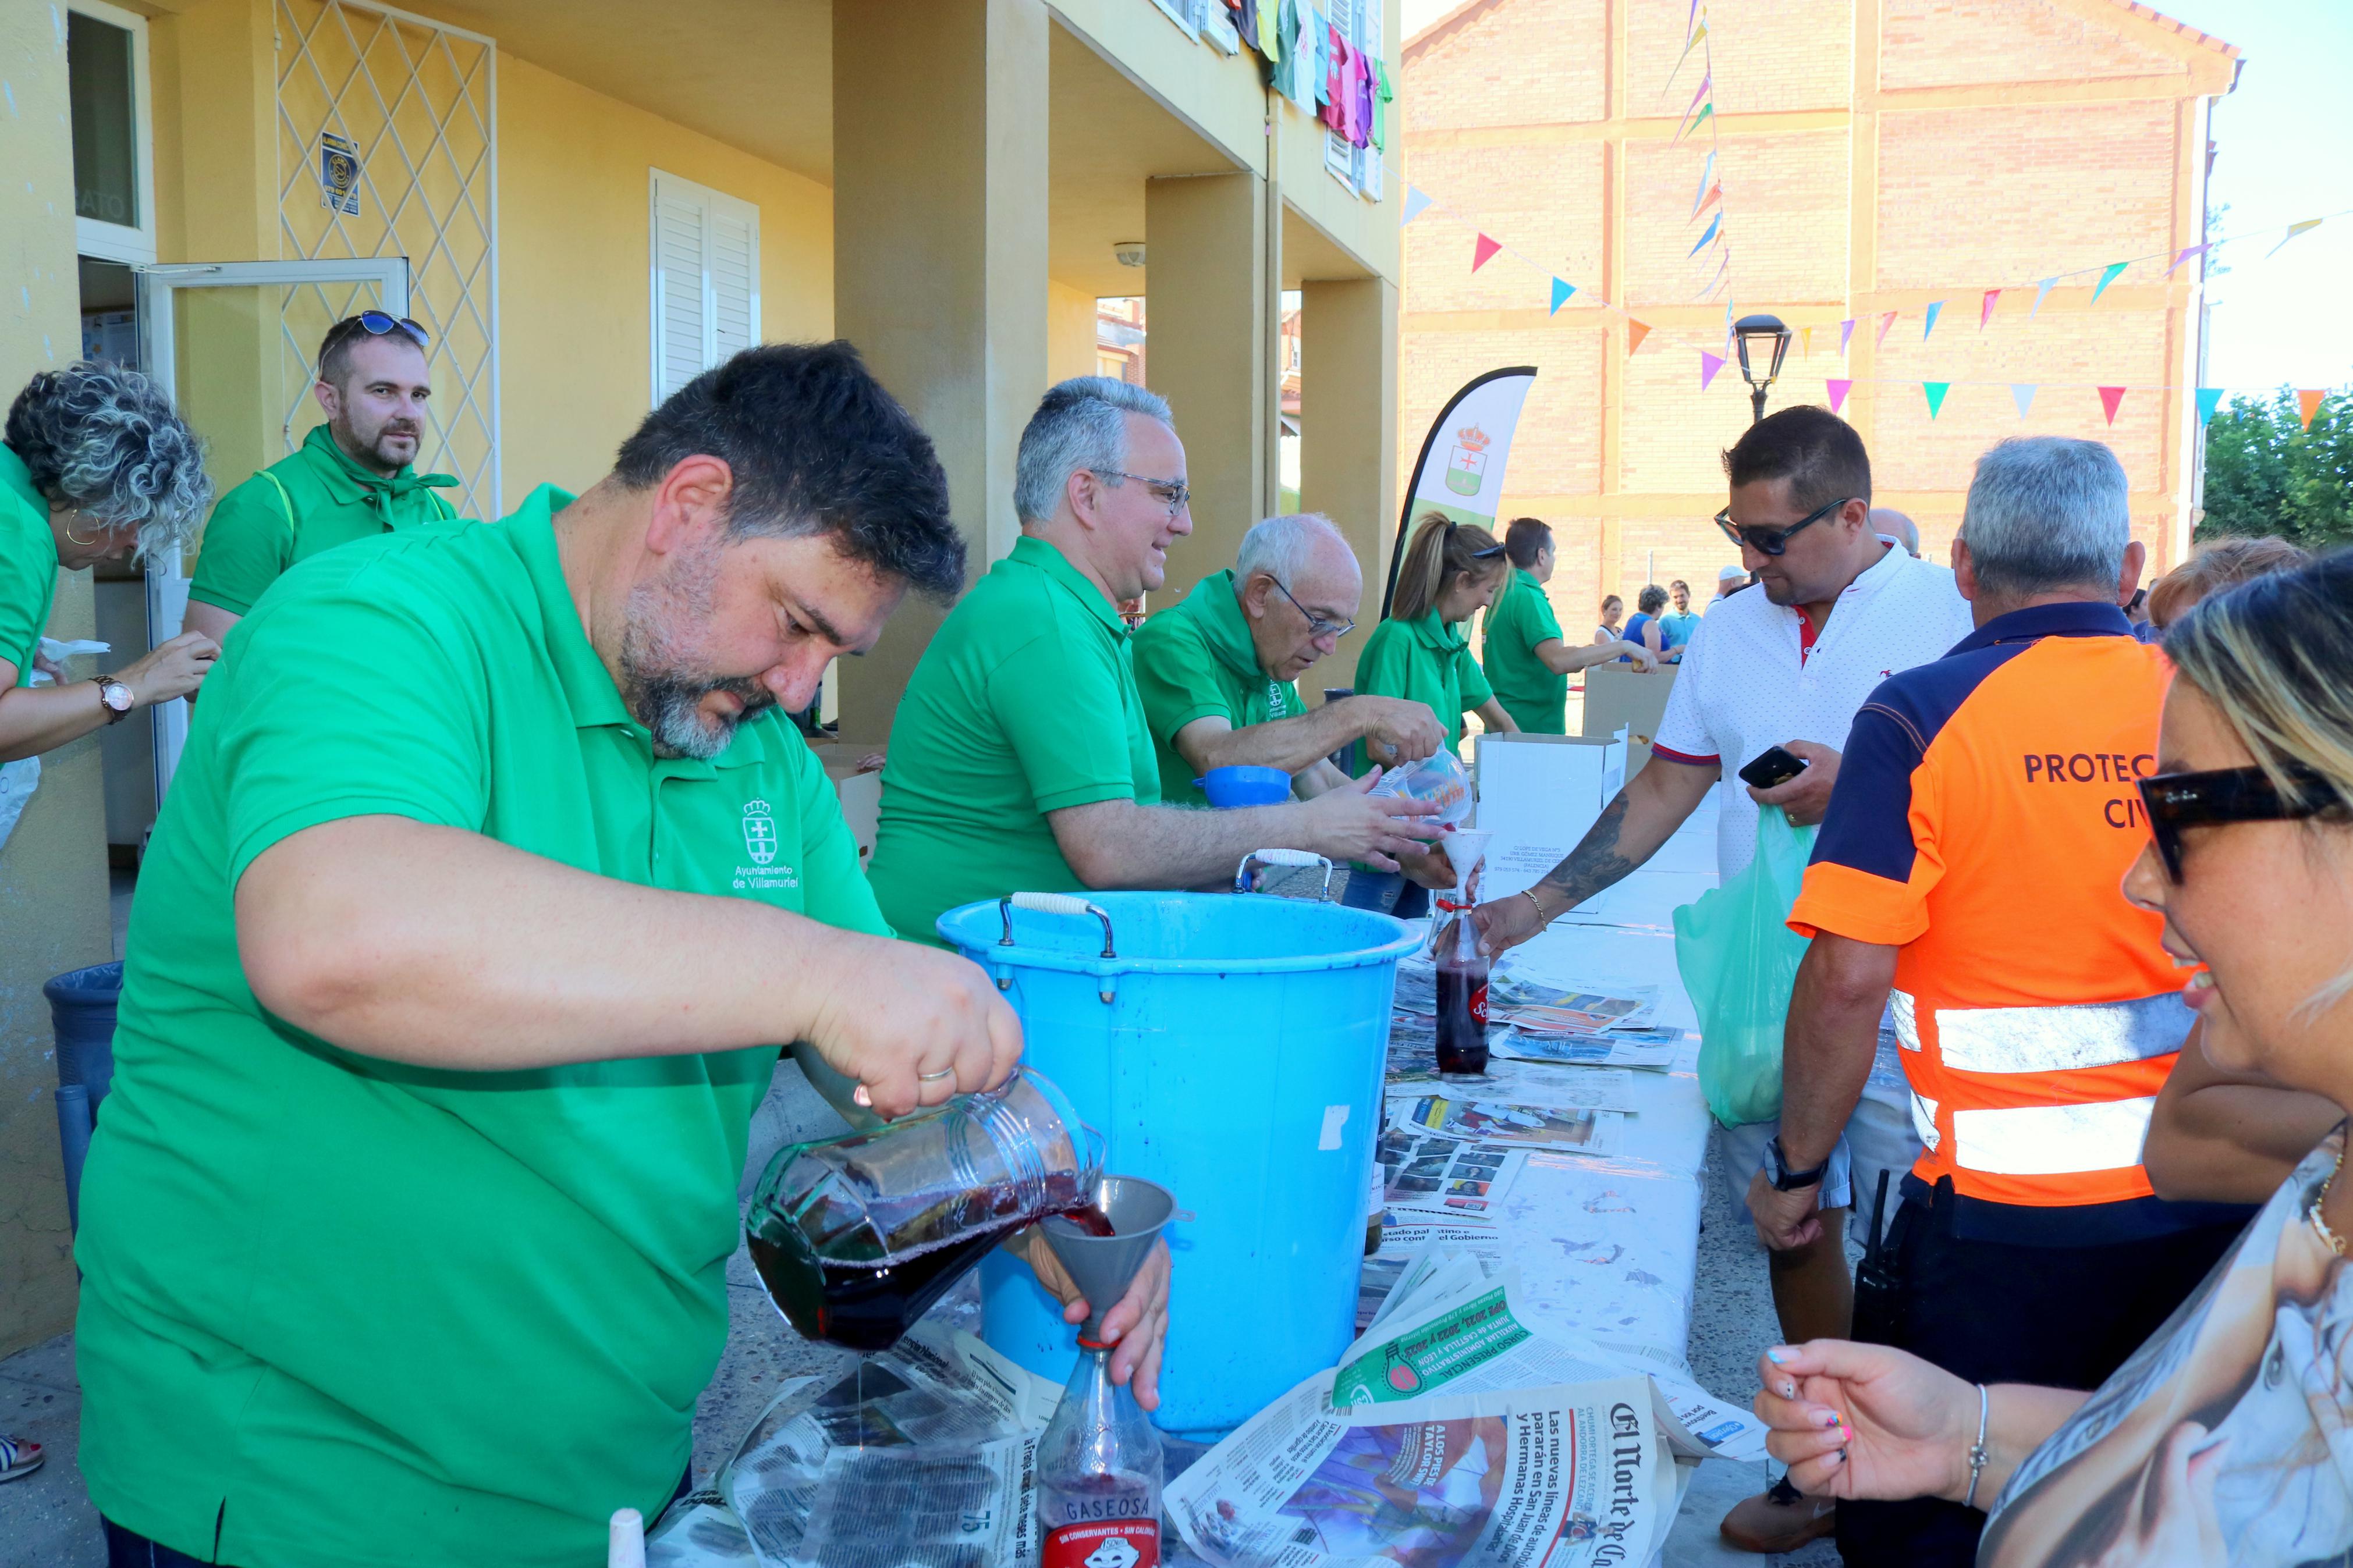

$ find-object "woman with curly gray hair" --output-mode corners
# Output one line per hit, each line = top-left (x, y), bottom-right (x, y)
(1, 361), (221, 765)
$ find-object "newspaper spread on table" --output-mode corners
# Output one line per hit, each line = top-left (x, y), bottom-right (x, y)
(1166, 1256), (1764, 1567)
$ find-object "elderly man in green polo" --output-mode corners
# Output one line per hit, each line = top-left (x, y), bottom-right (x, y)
(866, 379), (1439, 945)
(183, 311), (458, 643)
(1131, 510), (1446, 806)
(73, 343), (1169, 1568)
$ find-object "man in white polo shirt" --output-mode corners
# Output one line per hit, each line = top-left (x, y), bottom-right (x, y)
(1474, 406), (1972, 1556)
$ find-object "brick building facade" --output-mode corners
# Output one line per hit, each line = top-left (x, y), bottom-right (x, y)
(1399, 0), (2238, 634)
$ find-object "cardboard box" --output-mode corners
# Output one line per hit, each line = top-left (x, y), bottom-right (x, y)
(1472, 729), (1628, 900)
(1581, 665), (1677, 776)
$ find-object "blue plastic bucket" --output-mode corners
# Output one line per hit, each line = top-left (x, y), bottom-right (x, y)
(941, 892), (1417, 1437)
(1196, 765), (1291, 808)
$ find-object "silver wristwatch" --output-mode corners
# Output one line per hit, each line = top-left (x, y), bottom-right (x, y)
(95, 677), (134, 724)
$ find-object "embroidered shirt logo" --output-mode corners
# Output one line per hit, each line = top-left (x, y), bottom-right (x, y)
(741, 799), (779, 866)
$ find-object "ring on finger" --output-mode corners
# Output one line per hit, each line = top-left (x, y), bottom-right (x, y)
(917, 1067), (956, 1083)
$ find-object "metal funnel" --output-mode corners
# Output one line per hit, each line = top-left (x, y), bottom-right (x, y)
(1039, 1175), (1176, 1343)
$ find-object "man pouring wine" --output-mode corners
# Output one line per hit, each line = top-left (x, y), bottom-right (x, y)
(72, 343), (1170, 1568)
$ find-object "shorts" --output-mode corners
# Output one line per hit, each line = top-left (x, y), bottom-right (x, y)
(1713, 1026), (1922, 1222)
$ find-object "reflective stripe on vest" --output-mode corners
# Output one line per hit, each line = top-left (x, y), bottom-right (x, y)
(1934, 993), (2194, 1075)
(1951, 1097), (2159, 1177)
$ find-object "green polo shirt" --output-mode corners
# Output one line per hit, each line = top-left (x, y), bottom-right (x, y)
(1353, 609), (1494, 765)
(1131, 568), (1303, 807)
(867, 534), (1158, 946)
(1480, 567), (1568, 734)
(0, 445), (59, 685)
(76, 485), (888, 1568)
(189, 423), (460, 616)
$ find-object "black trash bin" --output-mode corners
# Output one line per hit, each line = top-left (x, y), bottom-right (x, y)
(45, 959), (123, 1232)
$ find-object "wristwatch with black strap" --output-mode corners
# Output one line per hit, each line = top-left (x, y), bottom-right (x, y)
(94, 677), (134, 724)
(1764, 1135), (1830, 1192)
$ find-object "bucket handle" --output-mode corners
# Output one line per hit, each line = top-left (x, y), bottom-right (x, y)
(1234, 848), (1334, 900)
(998, 893), (1116, 959)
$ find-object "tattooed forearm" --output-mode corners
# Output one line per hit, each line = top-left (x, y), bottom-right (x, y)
(1537, 794), (1637, 910)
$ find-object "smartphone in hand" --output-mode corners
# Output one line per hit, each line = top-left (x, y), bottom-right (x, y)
(1737, 745), (1808, 791)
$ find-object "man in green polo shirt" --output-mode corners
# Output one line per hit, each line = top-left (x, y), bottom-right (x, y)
(866, 378), (1439, 946)
(183, 312), (459, 643)
(1132, 510), (1445, 807)
(74, 343), (1168, 1568)
(1482, 515), (1654, 733)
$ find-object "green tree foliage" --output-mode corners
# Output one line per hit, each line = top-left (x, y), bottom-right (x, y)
(2198, 389), (2353, 550)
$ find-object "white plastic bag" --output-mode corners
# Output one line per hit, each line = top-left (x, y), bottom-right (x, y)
(1369, 746), (1474, 830)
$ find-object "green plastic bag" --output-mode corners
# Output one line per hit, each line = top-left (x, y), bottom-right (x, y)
(1673, 807), (1819, 1129)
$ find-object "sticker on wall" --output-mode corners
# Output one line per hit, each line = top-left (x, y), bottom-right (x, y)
(318, 131), (361, 217)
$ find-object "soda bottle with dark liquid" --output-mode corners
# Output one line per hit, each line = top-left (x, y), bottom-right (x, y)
(743, 1069), (1106, 1351)
(1035, 1332), (1163, 1568)
(1432, 904), (1490, 1075)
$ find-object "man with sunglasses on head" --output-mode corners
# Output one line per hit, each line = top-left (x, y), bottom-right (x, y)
(1130, 510), (1450, 808)
(184, 312), (457, 645)
(867, 379), (1441, 947)
(1474, 404), (1972, 1555)
(1767, 437), (2255, 1568)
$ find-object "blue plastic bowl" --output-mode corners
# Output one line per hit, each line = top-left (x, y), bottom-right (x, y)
(1196, 764), (1291, 808)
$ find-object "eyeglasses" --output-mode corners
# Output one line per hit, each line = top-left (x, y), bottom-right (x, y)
(340, 310), (431, 350)
(1092, 470), (1190, 520)
(1713, 496), (1854, 558)
(2137, 764), (2343, 881)
(1269, 576), (1356, 640)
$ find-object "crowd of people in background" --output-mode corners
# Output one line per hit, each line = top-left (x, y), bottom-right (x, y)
(2, 333), (2348, 1568)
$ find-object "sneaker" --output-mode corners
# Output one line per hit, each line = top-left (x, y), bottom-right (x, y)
(0, 1434), (42, 1484)
(1719, 1474), (1834, 1553)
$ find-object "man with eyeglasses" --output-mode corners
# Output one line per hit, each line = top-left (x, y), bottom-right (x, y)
(184, 312), (459, 645)
(1766, 436), (2255, 1568)
(867, 379), (1440, 947)
(1474, 405), (1972, 1556)
(1130, 510), (1449, 808)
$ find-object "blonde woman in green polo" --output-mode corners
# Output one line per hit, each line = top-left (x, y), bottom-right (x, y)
(1342, 513), (1520, 915)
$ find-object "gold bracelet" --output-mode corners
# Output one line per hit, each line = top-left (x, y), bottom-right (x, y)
(1522, 888), (1550, 926)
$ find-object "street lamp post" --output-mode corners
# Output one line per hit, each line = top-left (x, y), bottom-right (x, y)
(1732, 313), (1794, 425)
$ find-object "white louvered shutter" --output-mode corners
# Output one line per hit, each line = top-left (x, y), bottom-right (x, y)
(650, 169), (762, 404)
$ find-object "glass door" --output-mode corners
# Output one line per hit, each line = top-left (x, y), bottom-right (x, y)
(134, 257), (410, 798)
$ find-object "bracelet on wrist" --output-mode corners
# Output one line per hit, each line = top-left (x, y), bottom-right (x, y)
(1963, 1382), (1990, 1509)
(1521, 888), (1550, 926)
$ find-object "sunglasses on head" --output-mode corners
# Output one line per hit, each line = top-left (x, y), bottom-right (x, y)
(1713, 496), (1855, 558)
(2137, 764), (2343, 881)
(345, 310), (431, 350)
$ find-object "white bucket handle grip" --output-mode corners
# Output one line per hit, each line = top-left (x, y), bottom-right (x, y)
(1234, 849), (1335, 901)
(999, 893), (1116, 958)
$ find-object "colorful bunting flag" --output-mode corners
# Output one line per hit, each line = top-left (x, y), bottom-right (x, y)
(1403, 187), (1433, 225)
(2266, 219), (2322, 259)
(2299, 389), (2327, 430)
(1875, 311), (1898, 348)
(1627, 321), (1651, 354)
(2195, 387), (2224, 425)
(2098, 386), (2127, 425)
(2031, 278), (2057, 318)
(2010, 383), (2038, 418)
(1699, 252), (1729, 298)
(1800, 326), (1813, 358)
(1922, 382), (1951, 419)
(1826, 378), (1852, 414)
(1694, 183), (1722, 218)
(1678, 102), (1715, 141)
(1471, 234), (1502, 271)
(1690, 152), (1716, 217)
(1550, 277), (1576, 314)
(2091, 261), (2128, 303)
(1839, 319), (1856, 355)
(1980, 290), (2002, 329)
(1684, 74), (1712, 117)
(1688, 214), (1722, 256)
(2163, 244), (2208, 278)
(1699, 351), (1726, 390)
(1922, 301), (1944, 339)
(1675, 20), (1707, 68)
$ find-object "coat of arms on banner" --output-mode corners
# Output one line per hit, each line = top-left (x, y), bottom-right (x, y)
(1445, 425), (1492, 497)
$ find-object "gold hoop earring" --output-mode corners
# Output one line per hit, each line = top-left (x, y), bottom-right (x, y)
(63, 520), (101, 548)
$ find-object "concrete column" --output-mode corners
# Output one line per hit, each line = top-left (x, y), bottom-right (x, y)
(1144, 171), (1274, 609)
(832, 0), (1049, 744)
(1297, 276), (1399, 695)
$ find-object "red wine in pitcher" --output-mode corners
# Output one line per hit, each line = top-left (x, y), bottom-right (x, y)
(748, 1201), (1117, 1351)
(1435, 958), (1490, 1074)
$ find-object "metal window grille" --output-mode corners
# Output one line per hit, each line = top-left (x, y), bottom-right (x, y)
(273, 0), (499, 517)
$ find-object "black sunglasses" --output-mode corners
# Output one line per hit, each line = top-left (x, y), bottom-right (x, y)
(344, 310), (431, 350)
(2137, 765), (2343, 881)
(1713, 496), (1854, 558)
